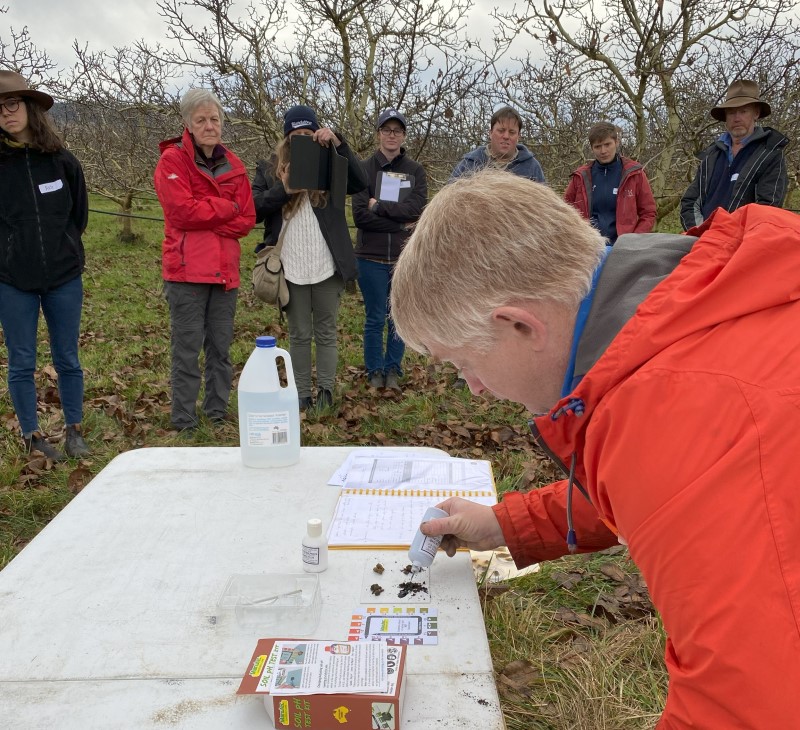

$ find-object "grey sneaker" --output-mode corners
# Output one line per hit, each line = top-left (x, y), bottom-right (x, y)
(24, 431), (65, 462)
(368, 372), (385, 389)
(385, 372), (402, 391)
(65, 424), (91, 458)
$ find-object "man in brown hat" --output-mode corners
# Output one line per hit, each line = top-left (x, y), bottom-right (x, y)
(680, 79), (788, 230)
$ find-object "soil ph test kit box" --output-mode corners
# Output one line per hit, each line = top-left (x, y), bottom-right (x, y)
(237, 638), (407, 729)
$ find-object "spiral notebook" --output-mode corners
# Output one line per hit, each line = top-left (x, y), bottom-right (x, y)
(327, 456), (497, 549)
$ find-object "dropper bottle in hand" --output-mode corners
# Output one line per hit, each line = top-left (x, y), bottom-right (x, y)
(408, 507), (449, 574)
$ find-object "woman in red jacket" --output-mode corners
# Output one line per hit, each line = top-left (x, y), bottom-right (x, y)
(154, 89), (255, 431)
(564, 122), (656, 243)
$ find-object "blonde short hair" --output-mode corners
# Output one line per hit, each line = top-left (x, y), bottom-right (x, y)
(390, 169), (606, 354)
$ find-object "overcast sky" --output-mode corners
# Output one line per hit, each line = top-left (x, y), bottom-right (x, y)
(5, 0), (508, 79)
(5, 0), (168, 69)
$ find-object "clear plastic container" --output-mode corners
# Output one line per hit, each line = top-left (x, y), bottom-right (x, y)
(238, 336), (301, 468)
(217, 573), (321, 634)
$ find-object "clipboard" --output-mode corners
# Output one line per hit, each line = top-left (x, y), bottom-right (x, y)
(375, 171), (414, 203)
(288, 134), (348, 209)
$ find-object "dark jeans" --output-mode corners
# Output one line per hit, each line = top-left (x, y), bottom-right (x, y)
(164, 281), (238, 428)
(0, 276), (84, 434)
(284, 275), (344, 398)
(357, 258), (404, 377)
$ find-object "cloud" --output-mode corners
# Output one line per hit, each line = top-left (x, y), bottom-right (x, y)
(5, 0), (167, 70)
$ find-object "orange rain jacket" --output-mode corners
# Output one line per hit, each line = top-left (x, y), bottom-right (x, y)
(494, 204), (800, 727)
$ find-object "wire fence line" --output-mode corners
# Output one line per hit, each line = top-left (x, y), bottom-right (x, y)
(87, 207), (361, 230)
(89, 208), (165, 222)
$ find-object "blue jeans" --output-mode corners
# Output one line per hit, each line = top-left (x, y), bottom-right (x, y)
(357, 258), (404, 377)
(0, 277), (85, 434)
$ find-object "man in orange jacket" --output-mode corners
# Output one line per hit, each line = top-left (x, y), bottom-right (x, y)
(390, 169), (800, 728)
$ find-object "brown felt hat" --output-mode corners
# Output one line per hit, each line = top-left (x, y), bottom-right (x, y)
(0, 70), (54, 110)
(710, 79), (770, 122)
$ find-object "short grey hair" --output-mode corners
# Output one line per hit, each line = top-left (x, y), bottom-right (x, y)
(180, 88), (224, 126)
(391, 169), (606, 354)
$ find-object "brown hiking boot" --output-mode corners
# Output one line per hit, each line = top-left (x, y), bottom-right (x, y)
(24, 431), (65, 462)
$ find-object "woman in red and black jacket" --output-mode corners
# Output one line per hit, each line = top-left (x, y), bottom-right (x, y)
(564, 122), (656, 243)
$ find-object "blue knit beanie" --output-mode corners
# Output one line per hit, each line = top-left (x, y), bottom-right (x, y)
(283, 105), (320, 136)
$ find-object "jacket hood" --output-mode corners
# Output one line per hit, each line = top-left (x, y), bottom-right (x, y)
(538, 204), (800, 457)
(463, 143), (533, 164)
(571, 155), (644, 180)
(159, 132), (185, 154)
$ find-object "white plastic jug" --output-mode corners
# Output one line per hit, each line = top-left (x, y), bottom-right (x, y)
(238, 336), (301, 467)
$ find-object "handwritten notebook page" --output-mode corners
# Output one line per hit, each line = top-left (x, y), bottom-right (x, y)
(327, 456), (497, 549)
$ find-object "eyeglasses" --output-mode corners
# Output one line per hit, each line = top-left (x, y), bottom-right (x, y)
(0, 98), (23, 114)
(379, 127), (405, 137)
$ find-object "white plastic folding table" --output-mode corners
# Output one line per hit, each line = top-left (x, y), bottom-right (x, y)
(0, 446), (506, 729)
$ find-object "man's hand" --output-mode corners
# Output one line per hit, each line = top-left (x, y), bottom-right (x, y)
(421, 497), (505, 556)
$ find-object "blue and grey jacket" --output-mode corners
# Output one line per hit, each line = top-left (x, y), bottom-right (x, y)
(449, 143), (546, 183)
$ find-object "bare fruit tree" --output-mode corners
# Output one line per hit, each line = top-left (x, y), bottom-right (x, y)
(494, 0), (800, 216)
(64, 43), (182, 242)
(0, 20), (60, 88)
(152, 0), (509, 177)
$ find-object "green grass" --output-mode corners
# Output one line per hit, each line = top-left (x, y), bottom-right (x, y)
(0, 195), (666, 728)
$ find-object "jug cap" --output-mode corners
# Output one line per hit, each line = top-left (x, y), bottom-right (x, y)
(256, 336), (277, 348)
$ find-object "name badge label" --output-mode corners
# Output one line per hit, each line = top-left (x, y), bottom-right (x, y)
(38, 180), (64, 194)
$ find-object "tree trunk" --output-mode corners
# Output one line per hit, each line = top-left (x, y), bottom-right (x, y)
(118, 191), (137, 243)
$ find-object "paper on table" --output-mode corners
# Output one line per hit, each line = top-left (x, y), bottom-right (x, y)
(327, 449), (450, 486)
(327, 490), (496, 548)
(344, 456), (494, 493)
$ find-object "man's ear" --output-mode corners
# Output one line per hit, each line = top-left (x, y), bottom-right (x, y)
(491, 305), (549, 351)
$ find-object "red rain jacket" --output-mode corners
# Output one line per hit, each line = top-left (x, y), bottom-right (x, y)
(155, 129), (255, 290)
(494, 204), (800, 727)
(564, 156), (656, 236)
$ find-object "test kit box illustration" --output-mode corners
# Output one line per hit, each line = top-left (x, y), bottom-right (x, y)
(237, 638), (407, 729)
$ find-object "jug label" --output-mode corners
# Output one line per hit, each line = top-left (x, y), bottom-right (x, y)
(246, 411), (291, 447)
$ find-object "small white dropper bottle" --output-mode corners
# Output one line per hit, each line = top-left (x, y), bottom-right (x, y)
(408, 506), (449, 573)
(302, 518), (328, 573)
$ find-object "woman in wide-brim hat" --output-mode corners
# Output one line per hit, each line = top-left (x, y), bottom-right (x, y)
(0, 70), (91, 460)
